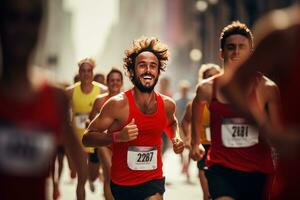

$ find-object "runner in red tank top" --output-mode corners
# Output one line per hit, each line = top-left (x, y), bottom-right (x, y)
(83, 37), (184, 200)
(190, 21), (276, 200)
(0, 1), (87, 200)
(89, 68), (124, 200)
(222, 4), (300, 198)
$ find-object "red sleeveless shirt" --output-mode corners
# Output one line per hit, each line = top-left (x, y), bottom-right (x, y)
(111, 89), (168, 185)
(206, 78), (273, 173)
(0, 84), (62, 200)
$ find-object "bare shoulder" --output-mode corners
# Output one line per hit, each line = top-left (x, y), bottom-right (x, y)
(194, 75), (217, 102)
(103, 92), (128, 110)
(259, 75), (280, 100)
(160, 93), (175, 111)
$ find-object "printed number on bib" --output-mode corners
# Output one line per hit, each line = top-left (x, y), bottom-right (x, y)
(127, 146), (157, 170)
(221, 118), (259, 148)
(74, 113), (89, 129)
(0, 127), (55, 176)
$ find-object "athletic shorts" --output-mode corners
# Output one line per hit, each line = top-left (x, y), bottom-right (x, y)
(88, 148), (99, 163)
(205, 164), (268, 200)
(110, 178), (165, 200)
(197, 144), (210, 170)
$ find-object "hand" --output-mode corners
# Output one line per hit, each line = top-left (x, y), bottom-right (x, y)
(189, 143), (205, 161)
(172, 137), (184, 154)
(115, 118), (138, 142)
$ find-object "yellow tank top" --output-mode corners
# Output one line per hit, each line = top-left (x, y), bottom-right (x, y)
(71, 81), (101, 153)
(200, 104), (211, 145)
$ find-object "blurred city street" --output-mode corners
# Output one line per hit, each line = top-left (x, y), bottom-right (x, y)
(47, 148), (203, 200)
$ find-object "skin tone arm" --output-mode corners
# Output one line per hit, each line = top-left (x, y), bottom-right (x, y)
(89, 95), (106, 121)
(181, 102), (192, 147)
(163, 96), (184, 154)
(82, 95), (138, 147)
(190, 81), (212, 161)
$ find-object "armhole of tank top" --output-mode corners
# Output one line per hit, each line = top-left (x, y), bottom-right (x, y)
(124, 90), (134, 124)
(156, 92), (168, 126)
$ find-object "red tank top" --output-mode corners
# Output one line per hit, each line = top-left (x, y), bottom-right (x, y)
(206, 78), (273, 173)
(111, 89), (167, 185)
(0, 84), (62, 200)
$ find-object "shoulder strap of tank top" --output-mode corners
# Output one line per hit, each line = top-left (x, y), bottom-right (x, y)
(155, 91), (165, 113)
(124, 89), (136, 115)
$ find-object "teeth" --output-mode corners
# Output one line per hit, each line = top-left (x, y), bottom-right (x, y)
(144, 76), (152, 79)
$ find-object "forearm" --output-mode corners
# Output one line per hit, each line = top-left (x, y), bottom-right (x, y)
(191, 100), (205, 145)
(181, 120), (190, 139)
(82, 130), (113, 147)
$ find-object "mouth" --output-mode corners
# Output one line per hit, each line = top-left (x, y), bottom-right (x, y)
(231, 57), (240, 62)
(143, 75), (154, 81)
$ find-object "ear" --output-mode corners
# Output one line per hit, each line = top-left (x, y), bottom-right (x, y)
(219, 49), (224, 61)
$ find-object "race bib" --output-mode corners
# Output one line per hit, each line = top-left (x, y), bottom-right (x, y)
(74, 113), (89, 129)
(0, 127), (55, 176)
(205, 127), (211, 142)
(127, 146), (157, 170)
(221, 118), (259, 148)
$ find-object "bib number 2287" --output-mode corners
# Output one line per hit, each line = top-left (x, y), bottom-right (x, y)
(127, 146), (157, 170)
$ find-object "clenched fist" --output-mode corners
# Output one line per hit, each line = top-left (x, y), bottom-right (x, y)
(189, 143), (205, 161)
(172, 137), (184, 154)
(114, 118), (139, 142)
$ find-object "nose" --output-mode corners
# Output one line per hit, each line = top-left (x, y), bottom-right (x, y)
(145, 65), (151, 72)
(234, 47), (240, 56)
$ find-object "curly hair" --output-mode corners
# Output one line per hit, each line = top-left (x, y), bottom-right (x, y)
(123, 36), (169, 74)
(220, 21), (254, 50)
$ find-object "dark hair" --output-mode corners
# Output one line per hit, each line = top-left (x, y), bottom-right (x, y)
(106, 68), (123, 83)
(220, 21), (254, 50)
(123, 36), (169, 75)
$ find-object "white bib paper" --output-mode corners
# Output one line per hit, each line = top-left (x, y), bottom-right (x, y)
(221, 118), (259, 148)
(127, 146), (157, 170)
(0, 127), (55, 176)
(74, 113), (89, 129)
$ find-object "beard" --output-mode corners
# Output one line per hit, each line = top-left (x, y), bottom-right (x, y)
(131, 72), (159, 93)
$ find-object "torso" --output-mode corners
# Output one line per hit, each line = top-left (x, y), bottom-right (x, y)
(110, 89), (168, 186)
(206, 77), (273, 173)
(0, 84), (62, 200)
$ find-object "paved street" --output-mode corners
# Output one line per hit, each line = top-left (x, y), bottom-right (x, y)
(47, 148), (203, 200)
